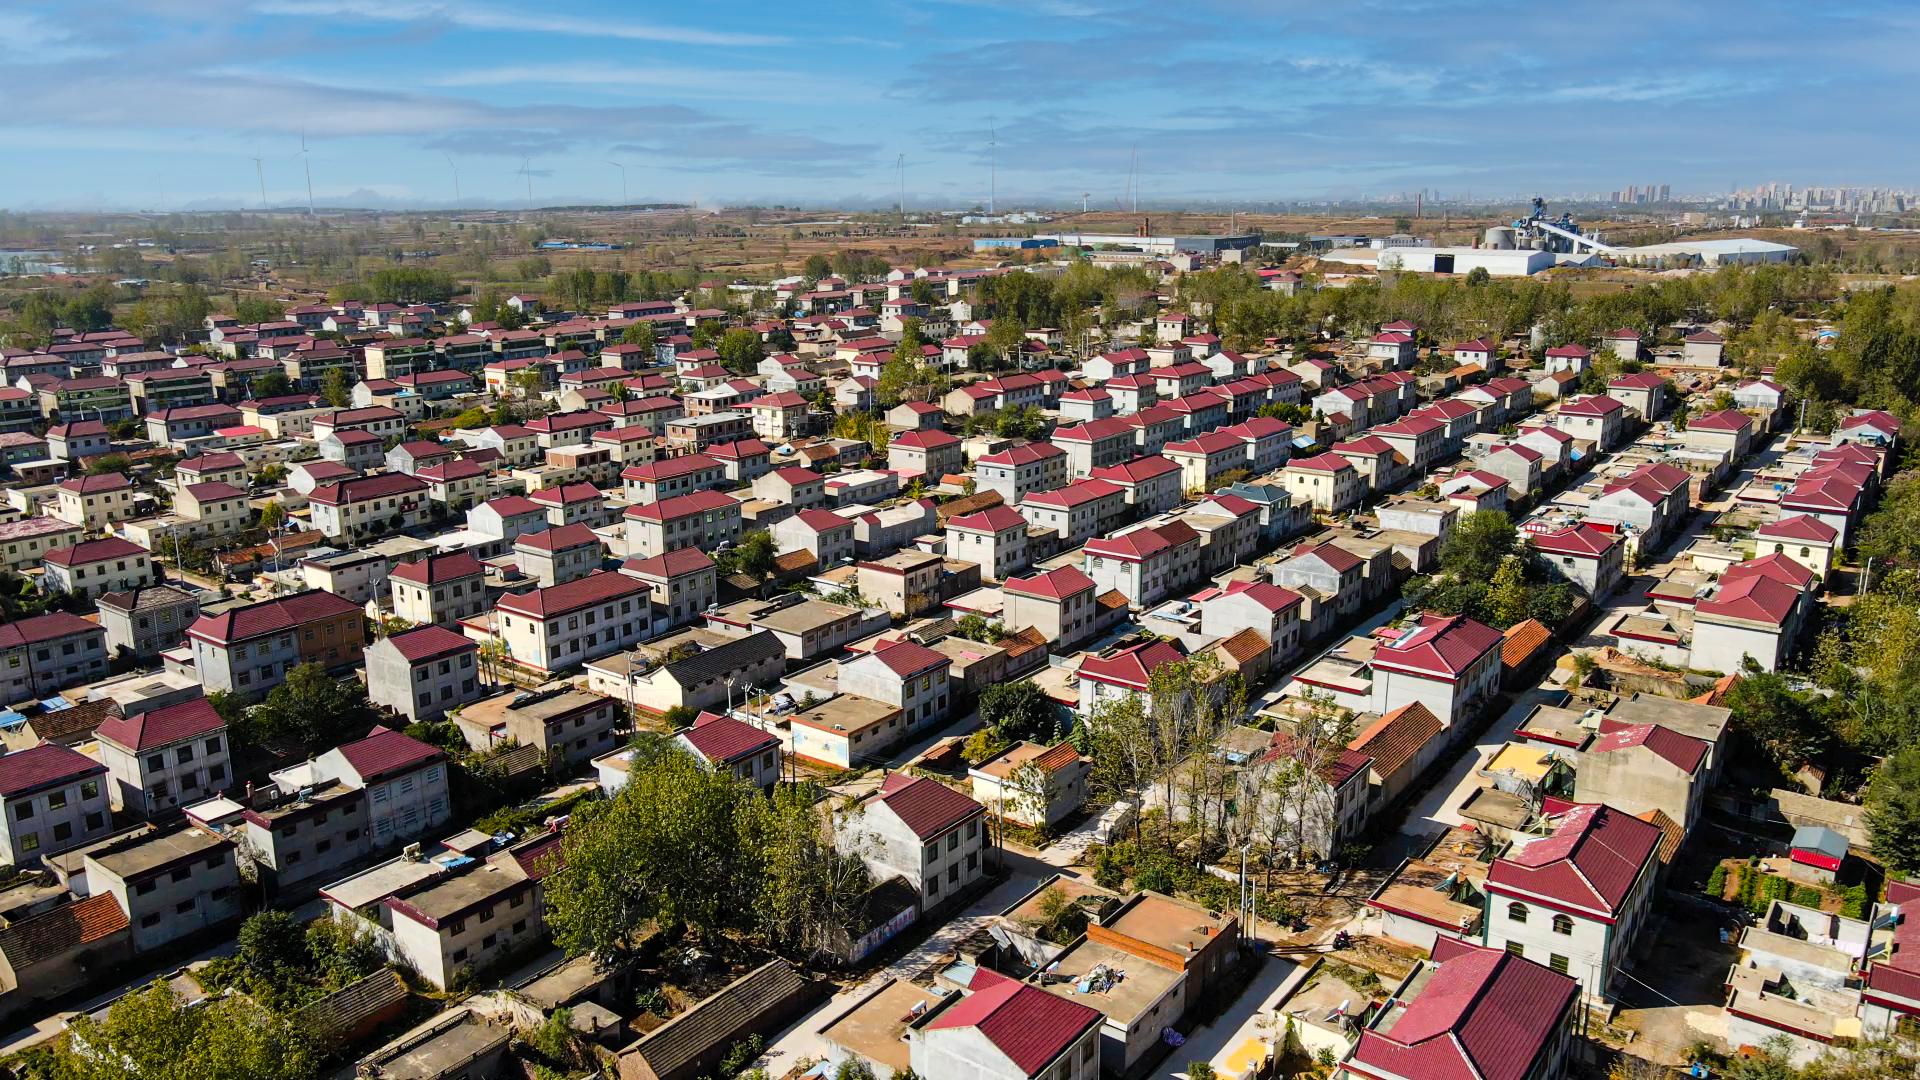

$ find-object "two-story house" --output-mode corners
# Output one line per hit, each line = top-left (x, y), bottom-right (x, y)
(94, 697), (230, 819)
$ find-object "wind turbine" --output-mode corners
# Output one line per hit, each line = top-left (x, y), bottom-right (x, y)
(294, 130), (316, 217)
(606, 160), (627, 207)
(517, 157), (534, 213)
(443, 152), (461, 206)
(895, 154), (906, 217)
(252, 154), (268, 209)
(1081, 192), (1090, 214)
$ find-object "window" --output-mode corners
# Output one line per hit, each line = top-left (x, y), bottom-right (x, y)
(1547, 953), (1571, 975)
(141, 913), (161, 928)
(1506, 902), (1529, 924)
(449, 918), (466, 935)
(1552, 913), (1574, 935)
(171, 867), (190, 883)
(85, 812), (103, 830)
(452, 948), (469, 964)
(1506, 942), (1524, 957)
(47, 791), (66, 811)
(13, 802), (32, 821)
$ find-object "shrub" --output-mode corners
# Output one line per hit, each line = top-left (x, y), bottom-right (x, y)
(1705, 863), (1728, 899)
(1133, 852), (1180, 894)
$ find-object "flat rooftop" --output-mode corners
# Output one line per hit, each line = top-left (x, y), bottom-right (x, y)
(1038, 936), (1180, 1025)
(1458, 786), (1531, 831)
(786, 694), (900, 737)
(88, 826), (228, 881)
(363, 1014), (510, 1080)
(458, 686), (603, 730)
(819, 979), (947, 1075)
(758, 599), (861, 636)
(392, 862), (525, 921)
(1370, 827), (1491, 937)
(322, 855), (447, 911)
(1104, 892), (1230, 956)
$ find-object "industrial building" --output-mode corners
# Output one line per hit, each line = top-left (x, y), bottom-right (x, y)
(1612, 238), (1801, 267)
(1033, 232), (1261, 255)
(1376, 247), (1557, 277)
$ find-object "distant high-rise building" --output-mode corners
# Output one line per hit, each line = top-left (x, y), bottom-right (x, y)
(1659, 184), (1670, 201)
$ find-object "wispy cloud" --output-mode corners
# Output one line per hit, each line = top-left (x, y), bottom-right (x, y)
(252, 0), (788, 47)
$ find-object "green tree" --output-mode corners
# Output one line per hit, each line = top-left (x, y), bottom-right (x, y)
(235, 910), (307, 990)
(544, 747), (767, 957)
(1440, 510), (1518, 581)
(1869, 746), (1920, 876)
(232, 296), (282, 324)
(249, 662), (379, 753)
(621, 320), (657, 351)
(1488, 554), (1532, 628)
(258, 500), (286, 530)
(757, 787), (872, 962)
(249, 371), (293, 399)
(46, 979), (317, 1080)
(716, 327), (765, 374)
(979, 680), (1057, 743)
(716, 529), (778, 595)
(320, 367), (351, 408)
(1725, 671), (1826, 769)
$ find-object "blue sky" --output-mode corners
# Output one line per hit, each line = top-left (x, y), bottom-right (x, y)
(1, 0), (1914, 211)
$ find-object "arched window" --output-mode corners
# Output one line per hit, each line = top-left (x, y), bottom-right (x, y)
(1552, 914), (1574, 935)
(1507, 902), (1529, 924)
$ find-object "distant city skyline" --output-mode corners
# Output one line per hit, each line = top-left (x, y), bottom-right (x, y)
(4, 0), (1919, 212)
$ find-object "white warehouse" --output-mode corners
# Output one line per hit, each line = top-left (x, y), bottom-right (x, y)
(1375, 246), (1557, 276)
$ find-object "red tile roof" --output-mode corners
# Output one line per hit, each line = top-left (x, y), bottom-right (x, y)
(1687, 408), (1752, 432)
(679, 714), (778, 765)
(1526, 524), (1618, 558)
(383, 625), (476, 664)
(1695, 573), (1800, 626)
(872, 773), (984, 841)
(927, 976), (1101, 1077)
(42, 537), (148, 567)
(622, 548), (715, 579)
(496, 570), (647, 619)
(335, 726), (445, 783)
(624, 490), (737, 523)
(97, 696), (226, 752)
(310, 472), (428, 505)
(1754, 514), (1838, 544)
(947, 505), (1028, 533)
(1349, 936), (1578, 1080)
(57, 472), (131, 494)
(514, 523), (601, 553)
(1588, 722), (1707, 775)
(1559, 394), (1624, 416)
(866, 638), (951, 677)
(0, 743), (105, 797)
(187, 591), (361, 646)
(1287, 452), (1353, 474)
(1077, 640), (1185, 690)
(388, 552), (485, 586)
(1371, 614), (1502, 680)
(890, 429), (961, 450)
(1723, 552), (1815, 590)
(1088, 456), (1180, 484)
(1003, 566), (1095, 601)
(1489, 803), (1660, 918)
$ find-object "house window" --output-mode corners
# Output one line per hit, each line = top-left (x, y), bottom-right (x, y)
(1552, 913), (1574, 935)
(1506, 942), (1524, 957)
(1549, 953), (1570, 975)
(1507, 902), (1529, 924)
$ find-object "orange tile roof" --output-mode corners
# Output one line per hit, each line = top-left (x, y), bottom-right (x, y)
(1501, 619), (1553, 669)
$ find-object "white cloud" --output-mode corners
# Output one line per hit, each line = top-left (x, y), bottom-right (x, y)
(251, 0), (787, 47)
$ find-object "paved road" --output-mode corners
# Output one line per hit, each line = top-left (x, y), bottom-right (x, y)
(1154, 954), (1307, 1080)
